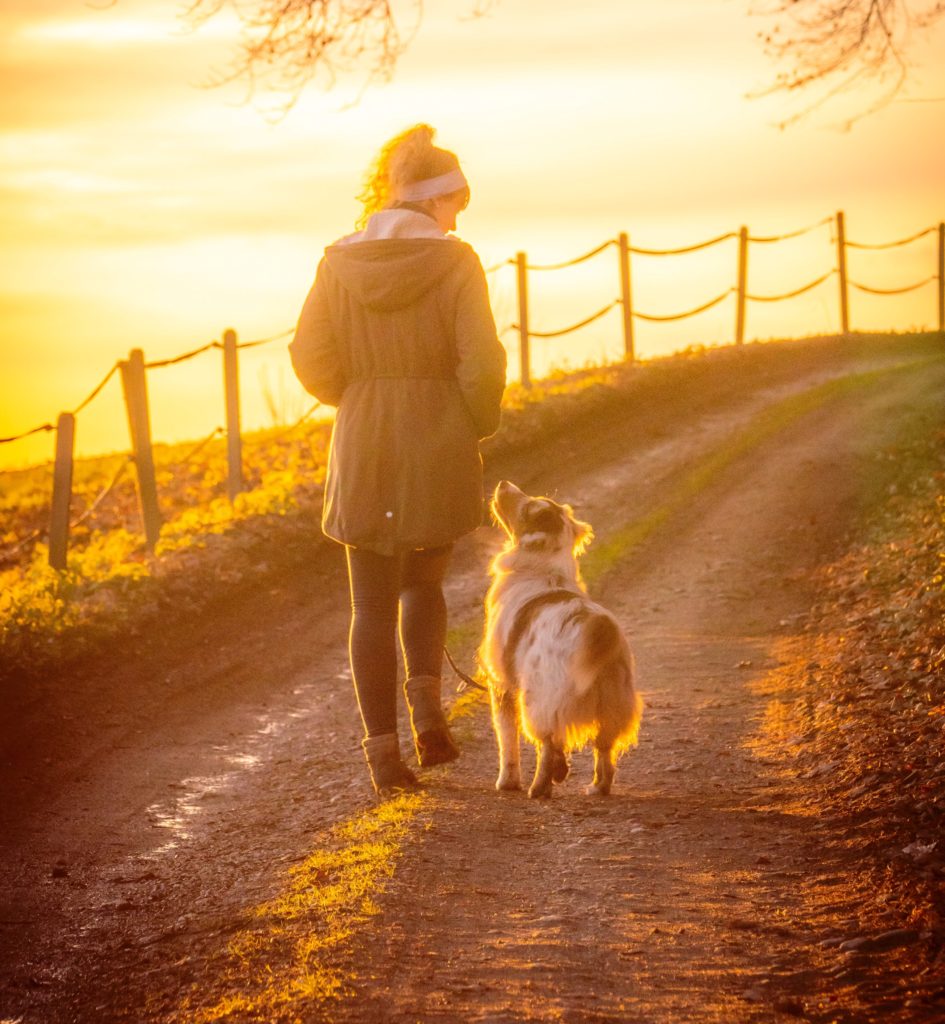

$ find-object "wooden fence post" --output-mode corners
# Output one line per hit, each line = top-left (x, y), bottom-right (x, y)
(120, 348), (162, 551)
(48, 412), (75, 570)
(836, 210), (850, 334)
(515, 252), (531, 387)
(735, 226), (748, 345)
(222, 328), (243, 500)
(618, 232), (635, 362)
(938, 222), (944, 334)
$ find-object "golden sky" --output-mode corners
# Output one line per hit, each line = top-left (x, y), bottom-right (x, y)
(1, 0), (944, 468)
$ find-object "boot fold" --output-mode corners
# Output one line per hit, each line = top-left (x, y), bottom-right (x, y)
(403, 676), (460, 768)
(362, 733), (418, 797)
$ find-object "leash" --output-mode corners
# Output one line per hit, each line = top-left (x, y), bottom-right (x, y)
(443, 646), (490, 694)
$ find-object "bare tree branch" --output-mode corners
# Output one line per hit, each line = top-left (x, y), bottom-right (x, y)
(103, 1), (944, 125)
(752, 0), (945, 127)
(182, 0), (423, 116)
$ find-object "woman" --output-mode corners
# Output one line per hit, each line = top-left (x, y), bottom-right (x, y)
(290, 124), (507, 797)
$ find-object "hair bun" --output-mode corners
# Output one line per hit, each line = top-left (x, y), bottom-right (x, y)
(387, 124), (437, 189)
(356, 123), (461, 228)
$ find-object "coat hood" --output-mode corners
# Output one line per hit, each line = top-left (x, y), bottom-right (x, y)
(325, 209), (471, 312)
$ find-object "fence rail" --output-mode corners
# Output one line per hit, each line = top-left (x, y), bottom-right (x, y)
(3, 211), (943, 568)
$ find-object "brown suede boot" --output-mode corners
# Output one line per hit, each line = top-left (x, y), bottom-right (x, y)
(361, 733), (419, 798)
(403, 675), (460, 768)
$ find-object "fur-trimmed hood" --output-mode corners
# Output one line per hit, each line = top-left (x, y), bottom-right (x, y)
(326, 209), (466, 312)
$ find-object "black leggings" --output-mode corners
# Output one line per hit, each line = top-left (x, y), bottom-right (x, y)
(345, 544), (453, 737)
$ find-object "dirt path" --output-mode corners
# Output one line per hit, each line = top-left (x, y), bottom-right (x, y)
(2, 341), (944, 1023)
(310, 357), (945, 1024)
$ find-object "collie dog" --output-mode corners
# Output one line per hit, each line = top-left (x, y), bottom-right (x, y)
(480, 481), (642, 798)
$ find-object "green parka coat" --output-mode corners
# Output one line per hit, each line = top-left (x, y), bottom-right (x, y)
(289, 210), (507, 556)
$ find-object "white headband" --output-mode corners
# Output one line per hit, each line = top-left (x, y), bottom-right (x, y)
(396, 168), (468, 202)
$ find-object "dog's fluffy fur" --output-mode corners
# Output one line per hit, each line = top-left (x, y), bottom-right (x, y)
(480, 481), (642, 798)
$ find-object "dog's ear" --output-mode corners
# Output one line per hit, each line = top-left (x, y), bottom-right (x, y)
(566, 507), (594, 555)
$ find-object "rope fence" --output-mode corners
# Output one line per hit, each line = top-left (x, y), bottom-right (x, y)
(69, 457), (133, 533)
(748, 215), (833, 244)
(526, 240), (616, 272)
(4, 327), (292, 568)
(0, 363), (122, 444)
(235, 327), (295, 350)
(0, 422), (56, 445)
(73, 363), (120, 417)
(846, 226), (937, 250)
(526, 300), (621, 339)
(634, 288), (734, 323)
(497, 213), (943, 385)
(484, 259), (513, 276)
(242, 401), (323, 446)
(2, 211), (943, 567)
(179, 426), (225, 463)
(849, 275), (939, 296)
(747, 269), (836, 303)
(145, 342), (219, 370)
(628, 231), (737, 257)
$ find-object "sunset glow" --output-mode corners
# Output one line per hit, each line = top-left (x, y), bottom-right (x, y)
(1, 0), (943, 469)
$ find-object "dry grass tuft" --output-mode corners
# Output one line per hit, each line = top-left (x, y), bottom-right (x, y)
(179, 792), (426, 1023)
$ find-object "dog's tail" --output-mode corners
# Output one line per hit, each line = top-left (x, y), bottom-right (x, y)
(572, 613), (642, 747)
(572, 612), (625, 695)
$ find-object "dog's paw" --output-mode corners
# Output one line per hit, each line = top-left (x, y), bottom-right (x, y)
(528, 781), (553, 799)
(496, 769), (523, 792)
(584, 782), (612, 797)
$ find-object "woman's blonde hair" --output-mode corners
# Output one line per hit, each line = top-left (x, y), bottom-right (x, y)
(356, 124), (463, 229)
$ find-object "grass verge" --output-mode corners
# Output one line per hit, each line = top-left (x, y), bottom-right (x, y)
(176, 792), (427, 1023)
(751, 420), (945, 1012)
(3, 332), (941, 683)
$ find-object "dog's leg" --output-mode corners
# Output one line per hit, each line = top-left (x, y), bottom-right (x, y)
(587, 741), (616, 796)
(528, 738), (556, 799)
(551, 744), (571, 784)
(490, 688), (522, 791)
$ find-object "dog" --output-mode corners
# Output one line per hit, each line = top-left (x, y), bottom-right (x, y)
(480, 481), (642, 798)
